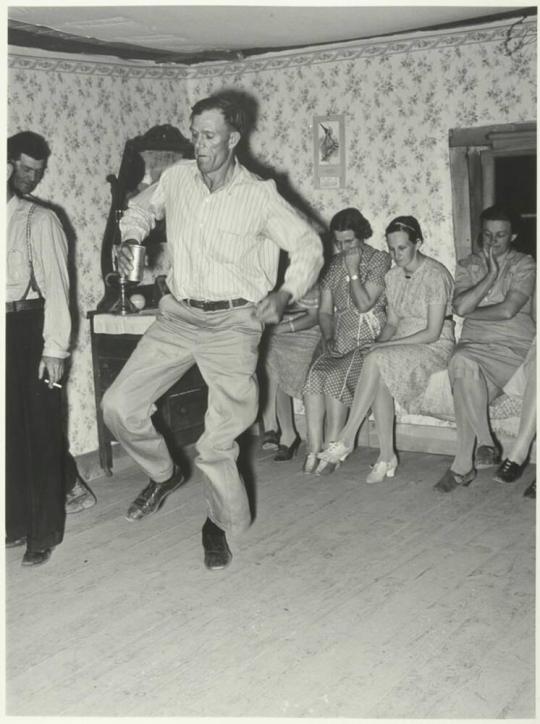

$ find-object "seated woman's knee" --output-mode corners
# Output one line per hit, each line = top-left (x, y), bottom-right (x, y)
(448, 351), (480, 382)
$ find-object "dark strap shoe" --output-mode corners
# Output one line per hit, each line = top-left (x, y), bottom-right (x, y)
(202, 518), (232, 571)
(22, 548), (52, 567)
(126, 465), (185, 522)
(494, 458), (527, 484)
(434, 467), (476, 493)
(274, 435), (301, 461)
(6, 536), (27, 548)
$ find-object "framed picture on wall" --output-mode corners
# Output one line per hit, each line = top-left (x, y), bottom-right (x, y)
(313, 114), (346, 189)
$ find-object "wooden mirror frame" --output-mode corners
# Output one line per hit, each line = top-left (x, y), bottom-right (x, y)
(96, 124), (193, 312)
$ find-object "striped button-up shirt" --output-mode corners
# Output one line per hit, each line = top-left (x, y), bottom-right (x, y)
(119, 159), (323, 302)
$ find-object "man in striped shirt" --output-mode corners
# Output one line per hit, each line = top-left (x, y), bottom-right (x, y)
(102, 93), (323, 570)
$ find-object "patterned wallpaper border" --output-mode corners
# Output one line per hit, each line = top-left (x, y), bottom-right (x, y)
(9, 17), (537, 80)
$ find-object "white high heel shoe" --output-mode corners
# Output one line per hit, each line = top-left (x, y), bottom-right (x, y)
(366, 456), (398, 484)
(315, 441), (351, 476)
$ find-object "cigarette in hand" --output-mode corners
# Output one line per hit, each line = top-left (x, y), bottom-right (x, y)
(44, 379), (63, 389)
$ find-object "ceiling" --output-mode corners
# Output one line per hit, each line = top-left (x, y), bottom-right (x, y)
(8, 5), (536, 65)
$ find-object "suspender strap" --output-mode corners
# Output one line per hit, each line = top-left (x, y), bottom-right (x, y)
(20, 202), (43, 301)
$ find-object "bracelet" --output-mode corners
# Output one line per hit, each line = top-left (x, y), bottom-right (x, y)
(349, 274), (359, 282)
(289, 319), (295, 333)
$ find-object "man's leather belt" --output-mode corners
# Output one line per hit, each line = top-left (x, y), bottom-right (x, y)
(6, 298), (45, 313)
(183, 298), (249, 312)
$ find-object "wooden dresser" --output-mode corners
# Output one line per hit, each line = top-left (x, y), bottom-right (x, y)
(88, 310), (207, 474)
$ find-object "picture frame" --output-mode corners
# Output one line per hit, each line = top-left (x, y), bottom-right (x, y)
(313, 114), (346, 189)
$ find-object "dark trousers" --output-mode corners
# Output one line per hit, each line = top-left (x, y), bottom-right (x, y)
(5, 308), (68, 551)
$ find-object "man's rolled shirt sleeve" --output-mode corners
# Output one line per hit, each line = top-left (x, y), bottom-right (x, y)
(119, 180), (166, 242)
(32, 209), (71, 359)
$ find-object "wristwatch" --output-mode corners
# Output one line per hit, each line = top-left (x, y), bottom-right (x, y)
(347, 274), (359, 282)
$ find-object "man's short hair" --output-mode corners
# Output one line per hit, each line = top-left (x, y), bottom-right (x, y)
(480, 204), (520, 232)
(191, 93), (249, 137)
(8, 131), (51, 163)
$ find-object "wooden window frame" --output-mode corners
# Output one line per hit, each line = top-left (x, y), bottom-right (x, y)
(449, 122), (536, 259)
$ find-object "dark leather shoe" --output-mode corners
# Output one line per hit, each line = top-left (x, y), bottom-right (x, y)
(274, 435), (301, 461)
(22, 548), (52, 567)
(494, 458), (527, 483)
(126, 465), (185, 522)
(434, 467), (476, 493)
(202, 518), (232, 571)
(6, 536), (27, 548)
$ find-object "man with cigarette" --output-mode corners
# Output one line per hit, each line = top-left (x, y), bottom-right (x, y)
(6, 131), (94, 567)
(102, 92), (323, 570)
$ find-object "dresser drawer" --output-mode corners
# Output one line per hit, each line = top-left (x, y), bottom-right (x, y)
(168, 365), (205, 394)
(94, 333), (141, 359)
(160, 388), (208, 432)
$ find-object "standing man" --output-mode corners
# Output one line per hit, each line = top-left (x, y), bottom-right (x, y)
(435, 205), (536, 492)
(102, 93), (323, 570)
(6, 132), (95, 567)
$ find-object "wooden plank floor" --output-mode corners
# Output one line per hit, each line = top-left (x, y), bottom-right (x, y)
(6, 442), (536, 717)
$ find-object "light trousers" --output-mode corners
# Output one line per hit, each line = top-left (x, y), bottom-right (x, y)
(102, 295), (262, 535)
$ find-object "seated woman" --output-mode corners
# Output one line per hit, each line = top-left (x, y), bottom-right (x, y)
(494, 336), (536, 495)
(260, 284), (321, 460)
(317, 215), (455, 482)
(303, 207), (390, 474)
(435, 205), (536, 492)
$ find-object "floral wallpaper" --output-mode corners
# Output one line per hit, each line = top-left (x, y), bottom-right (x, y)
(8, 54), (192, 455)
(8, 17), (536, 456)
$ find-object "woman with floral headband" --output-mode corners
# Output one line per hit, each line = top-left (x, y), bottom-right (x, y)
(316, 215), (455, 482)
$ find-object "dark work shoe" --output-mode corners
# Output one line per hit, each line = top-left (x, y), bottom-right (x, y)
(202, 518), (232, 571)
(475, 444), (501, 469)
(494, 458), (527, 484)
(6, 536), (27, 548)
(524, 480), (536, 499)
(22, 548), (52, 567)
(126, 465), (185, 522)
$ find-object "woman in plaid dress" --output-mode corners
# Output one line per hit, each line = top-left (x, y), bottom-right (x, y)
(303, 208), (391, 473)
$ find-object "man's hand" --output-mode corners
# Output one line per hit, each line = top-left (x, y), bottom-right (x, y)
(256, 289), (292, 324)
(273, 319), (291, 335)
(39, 356), (65, 388)
(116, 241), (137, 278)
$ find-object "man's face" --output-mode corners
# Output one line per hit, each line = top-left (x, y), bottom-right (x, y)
(190, 109), (239, 178)
(9, 153), (46, 195)
(481, 219), (516, 257)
